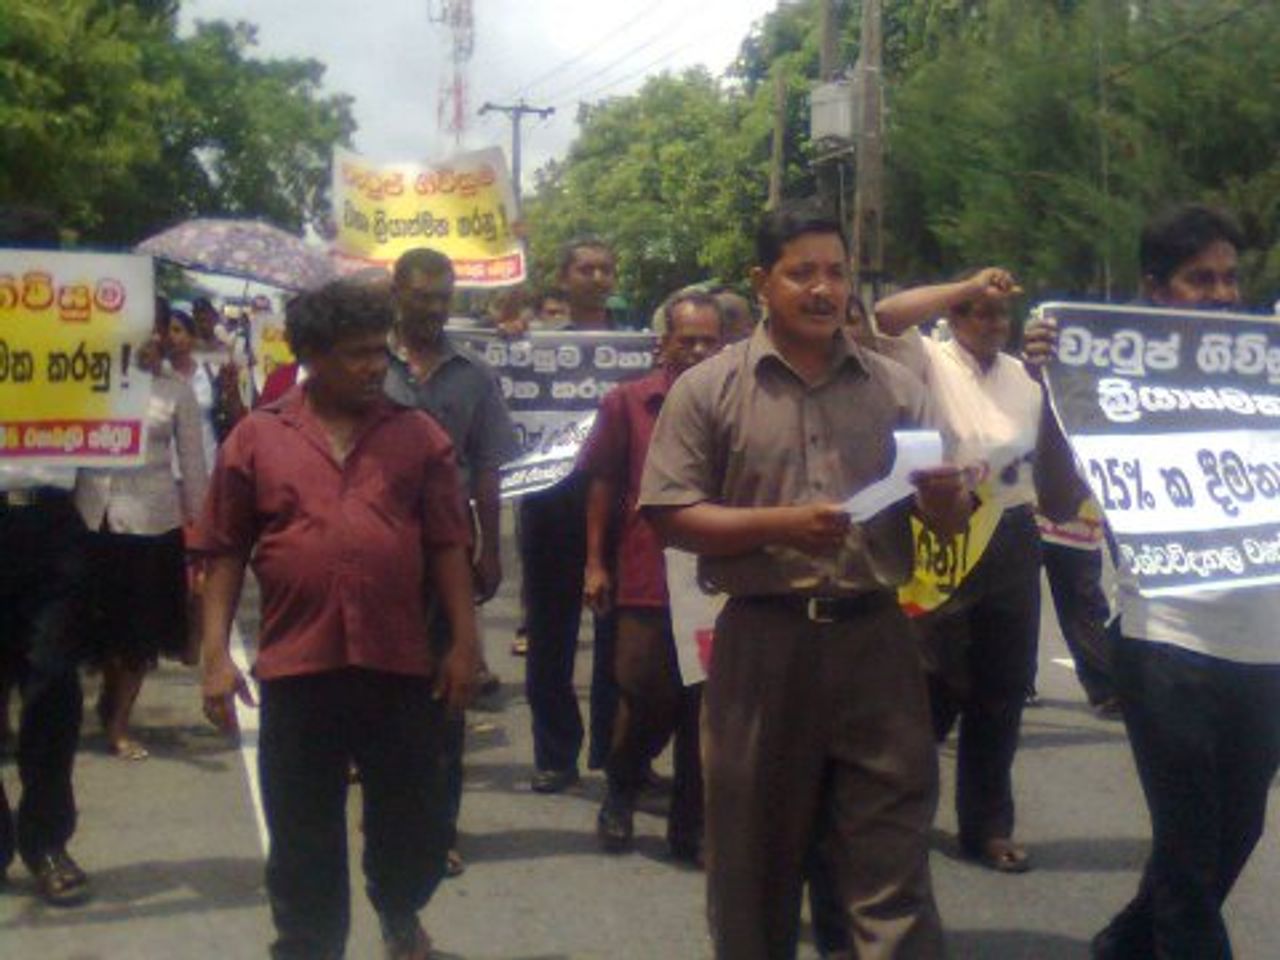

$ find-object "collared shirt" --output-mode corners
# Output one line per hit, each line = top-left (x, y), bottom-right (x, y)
(194, 387), (471, 681)
(75, 372), (208, 535)
(383, 336), (519, 490)
(639, 323), (931, 597)
(896, 330), (1042, 512)
(578, 366), (675, 608)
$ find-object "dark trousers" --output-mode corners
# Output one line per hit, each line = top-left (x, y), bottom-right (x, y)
(706, 596), (942, 960)
(518, 474), (617, 772)
(0, 493), (87, 871)
(1093, 639), (1280, 960)
(605, 609), (703, 849)
(1042, 542), (1114, 705)
(259, 669), (450, 959)
(920, 507), (1040, 853)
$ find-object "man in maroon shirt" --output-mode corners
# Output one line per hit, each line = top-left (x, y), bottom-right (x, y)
(197, 280), (479, 960)
(580, 291), (725, 860)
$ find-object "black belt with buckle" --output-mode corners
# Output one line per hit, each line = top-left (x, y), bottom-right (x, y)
(753, 591), (896, 624)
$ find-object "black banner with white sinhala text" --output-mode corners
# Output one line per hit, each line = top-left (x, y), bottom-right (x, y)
(447, 327), (657, 498)
(1041, 302), (1280, 596)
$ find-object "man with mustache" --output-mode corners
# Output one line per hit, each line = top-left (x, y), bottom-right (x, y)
(639, 199), (973, 958)
(385, 247), (519, 876)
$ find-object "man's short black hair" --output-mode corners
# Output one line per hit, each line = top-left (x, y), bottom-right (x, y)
(1140, 204), (1245, 286)
(660, 290), (724, 336)
(557, 236), (615, 277)
(0, 205), (60, 249)
(286, 279), (393, 359)
(756, 198), (848, 271)
(537, 287), (568, 309)
(393, 247), (454, 285)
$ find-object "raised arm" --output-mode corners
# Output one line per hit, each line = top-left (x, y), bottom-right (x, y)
(874, 268), (1021, 336)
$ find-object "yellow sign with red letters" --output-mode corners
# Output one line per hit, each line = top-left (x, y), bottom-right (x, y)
(0, 250), (153, 466)
(331, 146), (525, 287)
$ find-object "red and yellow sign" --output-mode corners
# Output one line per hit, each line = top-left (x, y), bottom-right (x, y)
(331, 146), (525, 287)
(0, 251), (154, 466)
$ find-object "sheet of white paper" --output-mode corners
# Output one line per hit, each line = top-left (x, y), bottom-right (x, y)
(841, 429), (945, 521)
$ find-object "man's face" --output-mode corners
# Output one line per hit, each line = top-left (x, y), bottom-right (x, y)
(193, 303), (218, 340)
(752, 232), (849, 349)
(1149, 240), (1241, 309)
(715, 291), (754, 343)
(307, 330), (390, 413)
(949, 294), (1012, 365)
(537, 296), (571, 326)
(661, 303), (724, 376)
(561, 247), (616, 313)
(393, 269), (453, 349)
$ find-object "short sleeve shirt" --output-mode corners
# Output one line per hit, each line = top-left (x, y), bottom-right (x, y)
(383, 338), (520, 489)
(638, 324), (931, 596)
(195, 388), (472, 681)
(577, 366), (674, 608)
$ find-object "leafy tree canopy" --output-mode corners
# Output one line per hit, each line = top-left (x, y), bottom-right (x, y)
(526, 0), (1280, 311)
(0, 0), (355, 245)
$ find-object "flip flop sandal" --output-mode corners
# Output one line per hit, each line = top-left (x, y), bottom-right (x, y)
(977, 838), (1031, 874)
(110, 738), (149, 761)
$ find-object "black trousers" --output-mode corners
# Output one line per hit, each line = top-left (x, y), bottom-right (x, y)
(1093, 639), (1280, 960)
(259, 669), (450, 959)
(919, 506), (1041, 853)
(518, 473), (617, 773)
(0, 493), (87, 871)
(1042, 542), (1115, 705)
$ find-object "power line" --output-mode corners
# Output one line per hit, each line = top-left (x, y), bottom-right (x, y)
(554, 36), (703, 109)
(536, 9), (696, 105)
(505, 3), (666, 101)
(1104, 0), (1271, 85)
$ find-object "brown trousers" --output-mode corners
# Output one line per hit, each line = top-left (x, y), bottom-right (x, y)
(607, 608), (703, 846)
(705, 597), (943, 960)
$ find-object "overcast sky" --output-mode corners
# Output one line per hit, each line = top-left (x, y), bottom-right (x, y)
(181, 0), (780, 186)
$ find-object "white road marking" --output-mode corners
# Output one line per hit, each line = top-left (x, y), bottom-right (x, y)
(230, 622), (269, 854)
(1052, 657), (1076, 670)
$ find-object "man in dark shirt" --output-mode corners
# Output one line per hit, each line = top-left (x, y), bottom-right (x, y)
(520, 237), (622, 792)
(579, 291), (725, 861)
(384, 246), (519, 875)
(198, 279), (479, 960)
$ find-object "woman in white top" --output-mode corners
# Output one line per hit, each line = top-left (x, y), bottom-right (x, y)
(74, 335), (207, 759)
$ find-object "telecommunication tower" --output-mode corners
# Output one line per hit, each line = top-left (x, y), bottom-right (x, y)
(428, 0), (475, 147)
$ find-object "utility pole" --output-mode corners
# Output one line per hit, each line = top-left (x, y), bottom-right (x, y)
(478, 100), (555, 213)
(851, 0), (884, 298)
(815, 0), (841, 212)
(768, 70), (786, 209)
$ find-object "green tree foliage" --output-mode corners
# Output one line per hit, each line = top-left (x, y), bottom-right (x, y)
(524, 69), (766, 315)
(0, 0), (355, 245)
(526, 0), (1280, 310)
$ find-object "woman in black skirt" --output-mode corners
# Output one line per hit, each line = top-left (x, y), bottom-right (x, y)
(74, 335), (207, 759)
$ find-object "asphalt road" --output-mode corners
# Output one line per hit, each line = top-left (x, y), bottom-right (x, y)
(3, 506), (1277, 958)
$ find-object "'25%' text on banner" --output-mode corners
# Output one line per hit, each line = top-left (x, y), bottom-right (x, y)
(1042, 301), (1280, 596)
(447, 328), (657, 498)
(1, 250), (154, 466)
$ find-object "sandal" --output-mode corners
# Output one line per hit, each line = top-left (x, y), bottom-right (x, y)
(30, 849), (91, 906)
(109, 738), (149, 761)
(445, 849), (465, 878)
(973, 837), (1031, 874)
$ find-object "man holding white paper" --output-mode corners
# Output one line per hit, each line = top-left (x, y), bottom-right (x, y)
(639, 199), (971, 959)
